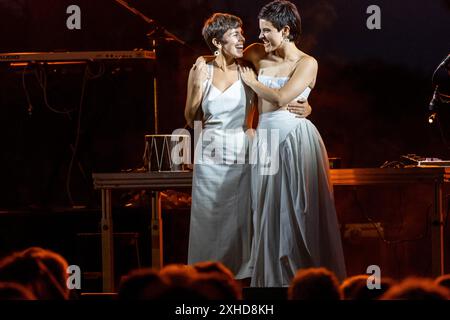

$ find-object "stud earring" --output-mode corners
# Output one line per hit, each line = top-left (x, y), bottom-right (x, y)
(214, 50), (220, 56)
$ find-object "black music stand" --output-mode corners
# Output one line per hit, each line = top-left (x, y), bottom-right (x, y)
(114, 0), (185, 134)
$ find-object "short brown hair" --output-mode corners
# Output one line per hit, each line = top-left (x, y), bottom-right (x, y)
(202, 13), (242, 53)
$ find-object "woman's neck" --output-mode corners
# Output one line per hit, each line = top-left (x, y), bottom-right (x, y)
(214, 55), (236, 72)
(274, 42), (300, 62)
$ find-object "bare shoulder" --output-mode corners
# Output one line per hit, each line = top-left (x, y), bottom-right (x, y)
(245, 43), (265, 54)
(291, 53), (318, 88)
(243, 43), (266, 64)
(297, 54), (318, 69)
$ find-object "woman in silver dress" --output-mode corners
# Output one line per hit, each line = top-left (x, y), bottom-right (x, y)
(239, 0), (347, 287)
(185, 13), (254, 279)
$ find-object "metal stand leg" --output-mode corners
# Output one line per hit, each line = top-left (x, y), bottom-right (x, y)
(101, 189), (115, 292)
(153, 74), (159, 134)
(432, 181), (445, 276)
(151, 191), (163, 269)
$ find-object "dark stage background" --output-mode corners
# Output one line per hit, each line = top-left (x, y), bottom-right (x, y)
(0, 0), (449, 207)
(0, 0), (449, 284)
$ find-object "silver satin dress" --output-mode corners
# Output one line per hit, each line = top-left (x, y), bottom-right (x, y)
(250, 75), (347, 287)
(188, 63), (254, 279)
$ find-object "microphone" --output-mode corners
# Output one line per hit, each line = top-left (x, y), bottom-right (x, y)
(428, 86), (440, 124)
(428, 85), (440, 111)
(427, 54), (449, 124)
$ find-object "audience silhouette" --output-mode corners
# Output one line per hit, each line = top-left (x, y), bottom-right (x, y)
(1, 246), (450, 300)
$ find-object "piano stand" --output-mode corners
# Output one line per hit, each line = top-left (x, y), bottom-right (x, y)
(93, 171), (192, 292)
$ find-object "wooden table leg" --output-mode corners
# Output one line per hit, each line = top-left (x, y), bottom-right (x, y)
(151, 190), (163, 269)
(432, 181), (445, 276)
(101, 188), (115, 292)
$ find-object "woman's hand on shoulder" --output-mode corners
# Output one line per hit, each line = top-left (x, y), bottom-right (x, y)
(238, 65), (258, 87)
(190, 57), (210, 86)
(236, 59), (254, 69)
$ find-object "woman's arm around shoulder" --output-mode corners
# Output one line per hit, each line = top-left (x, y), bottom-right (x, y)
(243, 43), (266, 67)
(184, 59), (209, 127)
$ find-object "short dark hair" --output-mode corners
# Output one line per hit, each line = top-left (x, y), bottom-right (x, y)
(0, 247), (69, 300)
(118, 268), (169, 300)
(288, 268), (342, 300)
(202, 13), (242, 53)
(258, 0), (302, 43)
(192, 274), (242, 300)
(380, 277), (450, 300)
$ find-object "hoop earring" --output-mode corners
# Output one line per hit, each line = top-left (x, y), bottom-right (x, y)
(214, 50), (220, 56)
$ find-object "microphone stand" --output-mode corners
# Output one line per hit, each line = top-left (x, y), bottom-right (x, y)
(427, 54), (450, 159)
(114, 0), (186, 134)
(428, 54), (450, 124)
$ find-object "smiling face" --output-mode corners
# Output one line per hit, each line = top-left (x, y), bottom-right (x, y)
(215, 27), (245, 58)
(202, 13), (244, 58)
(258, 19), (284, 53)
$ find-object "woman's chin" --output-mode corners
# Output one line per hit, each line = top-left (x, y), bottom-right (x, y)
(263, 43), (272, 52)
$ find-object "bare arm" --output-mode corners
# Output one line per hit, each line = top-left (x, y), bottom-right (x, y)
(184, 58), (208, 128)
(239, 56), (318, 107)
(243, 44), (312, 117)
(242, 43), (265, 67)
